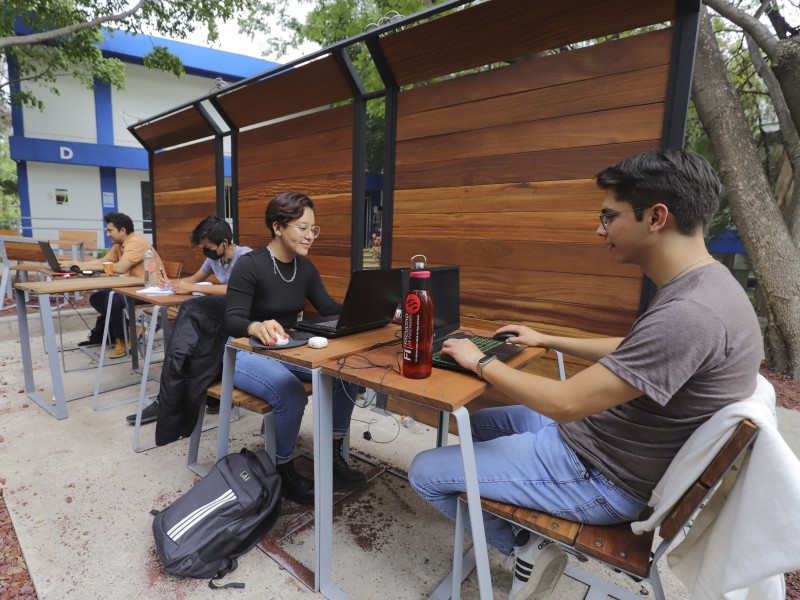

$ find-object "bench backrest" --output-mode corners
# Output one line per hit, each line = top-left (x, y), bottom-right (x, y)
(57, 230), (99, 251)
(659, 418), (759, 541)
(0, 236), (47, 264)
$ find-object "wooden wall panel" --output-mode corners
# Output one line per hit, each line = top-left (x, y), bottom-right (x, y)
(379, 0), (673, 86)
(153, 140), (217, 275)
(392, 31), (672, 340)
(216, 56), (353, 130)
(237, 109), (353, 302)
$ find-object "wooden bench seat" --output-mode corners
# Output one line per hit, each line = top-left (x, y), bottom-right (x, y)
(188, 379), (315, 476)
(453, 419), (759, 598)
(206, 380), (313, 414)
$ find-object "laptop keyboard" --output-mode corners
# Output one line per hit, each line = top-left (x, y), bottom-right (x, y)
(432, 336), (503, 368)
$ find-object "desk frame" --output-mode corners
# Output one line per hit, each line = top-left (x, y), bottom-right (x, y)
(14, 276), (142, 420)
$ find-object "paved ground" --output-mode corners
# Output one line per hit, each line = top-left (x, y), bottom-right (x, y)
(1, 307), (799, 599)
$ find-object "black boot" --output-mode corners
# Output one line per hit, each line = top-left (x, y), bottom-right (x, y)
(333, 438), (366, 487)
(78, 316), (105, 346)
(276, 459), (314, 505)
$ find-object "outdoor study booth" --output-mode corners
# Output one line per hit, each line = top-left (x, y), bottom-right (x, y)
(130, 0), (701, 413)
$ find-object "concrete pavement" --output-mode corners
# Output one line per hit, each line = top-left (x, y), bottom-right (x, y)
(1, 308), (798, 599)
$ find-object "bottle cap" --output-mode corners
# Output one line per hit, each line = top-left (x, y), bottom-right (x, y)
(410, 270), (430, 278)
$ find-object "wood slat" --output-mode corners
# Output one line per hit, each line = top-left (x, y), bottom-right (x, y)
(396, 104), (664, 166)
(574, 522), (654, 577)
(216, 56), (353, 129)
(393, 180), (602, 214)
(511, 506), (582, 545)
(390, 238), (640, 278)
(379, 0), (674, 86)
(237, 104), (352, 145)
(461, 266), (642, 311)
(460, 293), (637, 338)
(394, 140), (659, 189)
(397, 66), (669, 142)
(392, 211), (602, 244)
(699, 419), (758, 487)
(133, 106), (215, 151)
(397, 29), (673, 116)
(239, 124), (353, 163)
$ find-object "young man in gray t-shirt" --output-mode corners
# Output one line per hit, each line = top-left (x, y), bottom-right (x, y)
(408, 149), (762, 600)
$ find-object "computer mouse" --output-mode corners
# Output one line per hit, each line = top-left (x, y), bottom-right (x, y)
(69, 265), (82, 274)
(493, 332), (517, 342)
(308, 336), (328, 349)
(274, 334), (289, 347)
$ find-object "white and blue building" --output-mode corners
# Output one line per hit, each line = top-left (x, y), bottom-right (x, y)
(8, 27), (278, 247)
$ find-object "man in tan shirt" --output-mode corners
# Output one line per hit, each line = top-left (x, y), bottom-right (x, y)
(62, 212), (164, 358)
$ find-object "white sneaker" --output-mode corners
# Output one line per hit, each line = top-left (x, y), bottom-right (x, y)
(508, 535), (568, 600)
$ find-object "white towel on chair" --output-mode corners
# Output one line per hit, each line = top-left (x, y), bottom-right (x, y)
(632, 374), (800, 599)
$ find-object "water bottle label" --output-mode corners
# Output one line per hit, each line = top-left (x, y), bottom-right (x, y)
(405, 293), (421, 314)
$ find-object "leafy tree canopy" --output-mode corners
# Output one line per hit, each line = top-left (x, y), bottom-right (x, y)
(1, 0), (272, 111)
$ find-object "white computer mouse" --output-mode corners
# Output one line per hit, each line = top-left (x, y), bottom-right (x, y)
(274, 334), (290, 346)
(308, 336), (328, 349)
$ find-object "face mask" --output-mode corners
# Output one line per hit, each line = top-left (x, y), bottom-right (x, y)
(203, 246), (221, 261)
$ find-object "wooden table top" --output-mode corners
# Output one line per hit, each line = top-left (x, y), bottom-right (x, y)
(15, 275), (143, 294)
(227, 325), (401, 370)
(111, 287), (195, 306)
(320, 327), (544, 413)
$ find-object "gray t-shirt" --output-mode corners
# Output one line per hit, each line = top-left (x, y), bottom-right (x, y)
(559, 262), (762, 500)
(199, 245), (252, 284)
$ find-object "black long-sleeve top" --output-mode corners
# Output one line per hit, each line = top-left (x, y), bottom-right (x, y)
(224, 247), (341, 337)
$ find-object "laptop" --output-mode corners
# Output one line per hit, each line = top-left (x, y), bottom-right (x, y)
(401, 265), (525, 374)
(295, 268), (403, 338)
(38, 241), (79, 275)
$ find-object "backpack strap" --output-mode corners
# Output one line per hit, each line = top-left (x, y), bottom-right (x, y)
(207, 558), (245, 590)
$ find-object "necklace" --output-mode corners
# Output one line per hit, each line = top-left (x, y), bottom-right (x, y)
(668, 255), (713, 283)
(220, 244), (235, 269)
(267, 243), (297, 283)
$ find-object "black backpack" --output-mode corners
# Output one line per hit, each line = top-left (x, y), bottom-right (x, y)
(152, 448), (282, 589)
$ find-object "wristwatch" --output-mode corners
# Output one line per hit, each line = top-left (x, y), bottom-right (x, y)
(476, 354), (497, 380)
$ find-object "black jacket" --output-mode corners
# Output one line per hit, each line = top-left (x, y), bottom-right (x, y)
(155, 294), (228, 446)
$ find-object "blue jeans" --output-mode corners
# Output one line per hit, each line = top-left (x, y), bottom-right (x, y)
(408, 406), (647, 555)
(232, 346), (358, 465)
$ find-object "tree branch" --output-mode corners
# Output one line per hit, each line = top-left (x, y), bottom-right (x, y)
(0, 0), (149, 50)
(703, 0), (780, 61)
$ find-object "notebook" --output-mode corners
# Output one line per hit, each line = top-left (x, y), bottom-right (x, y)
(38, 241), (79, 275)
(295, 268), (403, 338)
(431, 332), (527, 374)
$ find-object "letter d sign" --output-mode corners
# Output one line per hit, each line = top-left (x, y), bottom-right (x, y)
(59, 146), (74, 160)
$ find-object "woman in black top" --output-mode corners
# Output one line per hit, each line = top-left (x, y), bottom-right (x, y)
(225, 192), (365, 504)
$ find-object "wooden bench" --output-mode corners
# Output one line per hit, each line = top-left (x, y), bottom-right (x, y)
(187, 379), (314, 475)
(0, 236), (51, 308)
(449, 419), (759, 599)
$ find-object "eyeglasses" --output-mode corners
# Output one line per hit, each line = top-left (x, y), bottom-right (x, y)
(293, 224), (321, 239)
(598, 208), (643, 230)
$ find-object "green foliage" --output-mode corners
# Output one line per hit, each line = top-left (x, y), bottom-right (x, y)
(240, 0), (449, 171)
(0, 139), (20, 230)
(1, 0), (274, 110)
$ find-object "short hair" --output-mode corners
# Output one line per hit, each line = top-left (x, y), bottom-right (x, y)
(595, 149), (722, 235)
(103, 212), (134, 234)
(265, 192), (316, 239)
(190, 215), (232, 246)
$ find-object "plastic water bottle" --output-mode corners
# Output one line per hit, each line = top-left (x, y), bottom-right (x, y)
(402, 270), (434, 379)
(144, 246), (157, 288)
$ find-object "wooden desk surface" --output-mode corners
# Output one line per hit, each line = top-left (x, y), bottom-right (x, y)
(227, 325), (401, 370)
(15, 275), (143, 294)
(111, 287), (194, 306)
(320, 328), (544, 413)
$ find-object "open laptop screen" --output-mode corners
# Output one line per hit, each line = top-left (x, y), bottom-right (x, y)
(401, 265), (460, 345)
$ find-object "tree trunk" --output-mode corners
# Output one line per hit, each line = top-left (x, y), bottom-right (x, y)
(692, 7), (800, 378)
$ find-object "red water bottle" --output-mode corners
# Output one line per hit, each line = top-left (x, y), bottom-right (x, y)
(403, 270), (434, 379)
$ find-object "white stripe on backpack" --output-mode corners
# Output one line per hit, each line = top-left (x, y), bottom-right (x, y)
(168, 490), (236, 541)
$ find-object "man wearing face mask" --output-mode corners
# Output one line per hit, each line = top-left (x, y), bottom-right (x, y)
(126, 215), (251, 426)
(165, 215), (252, 295)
